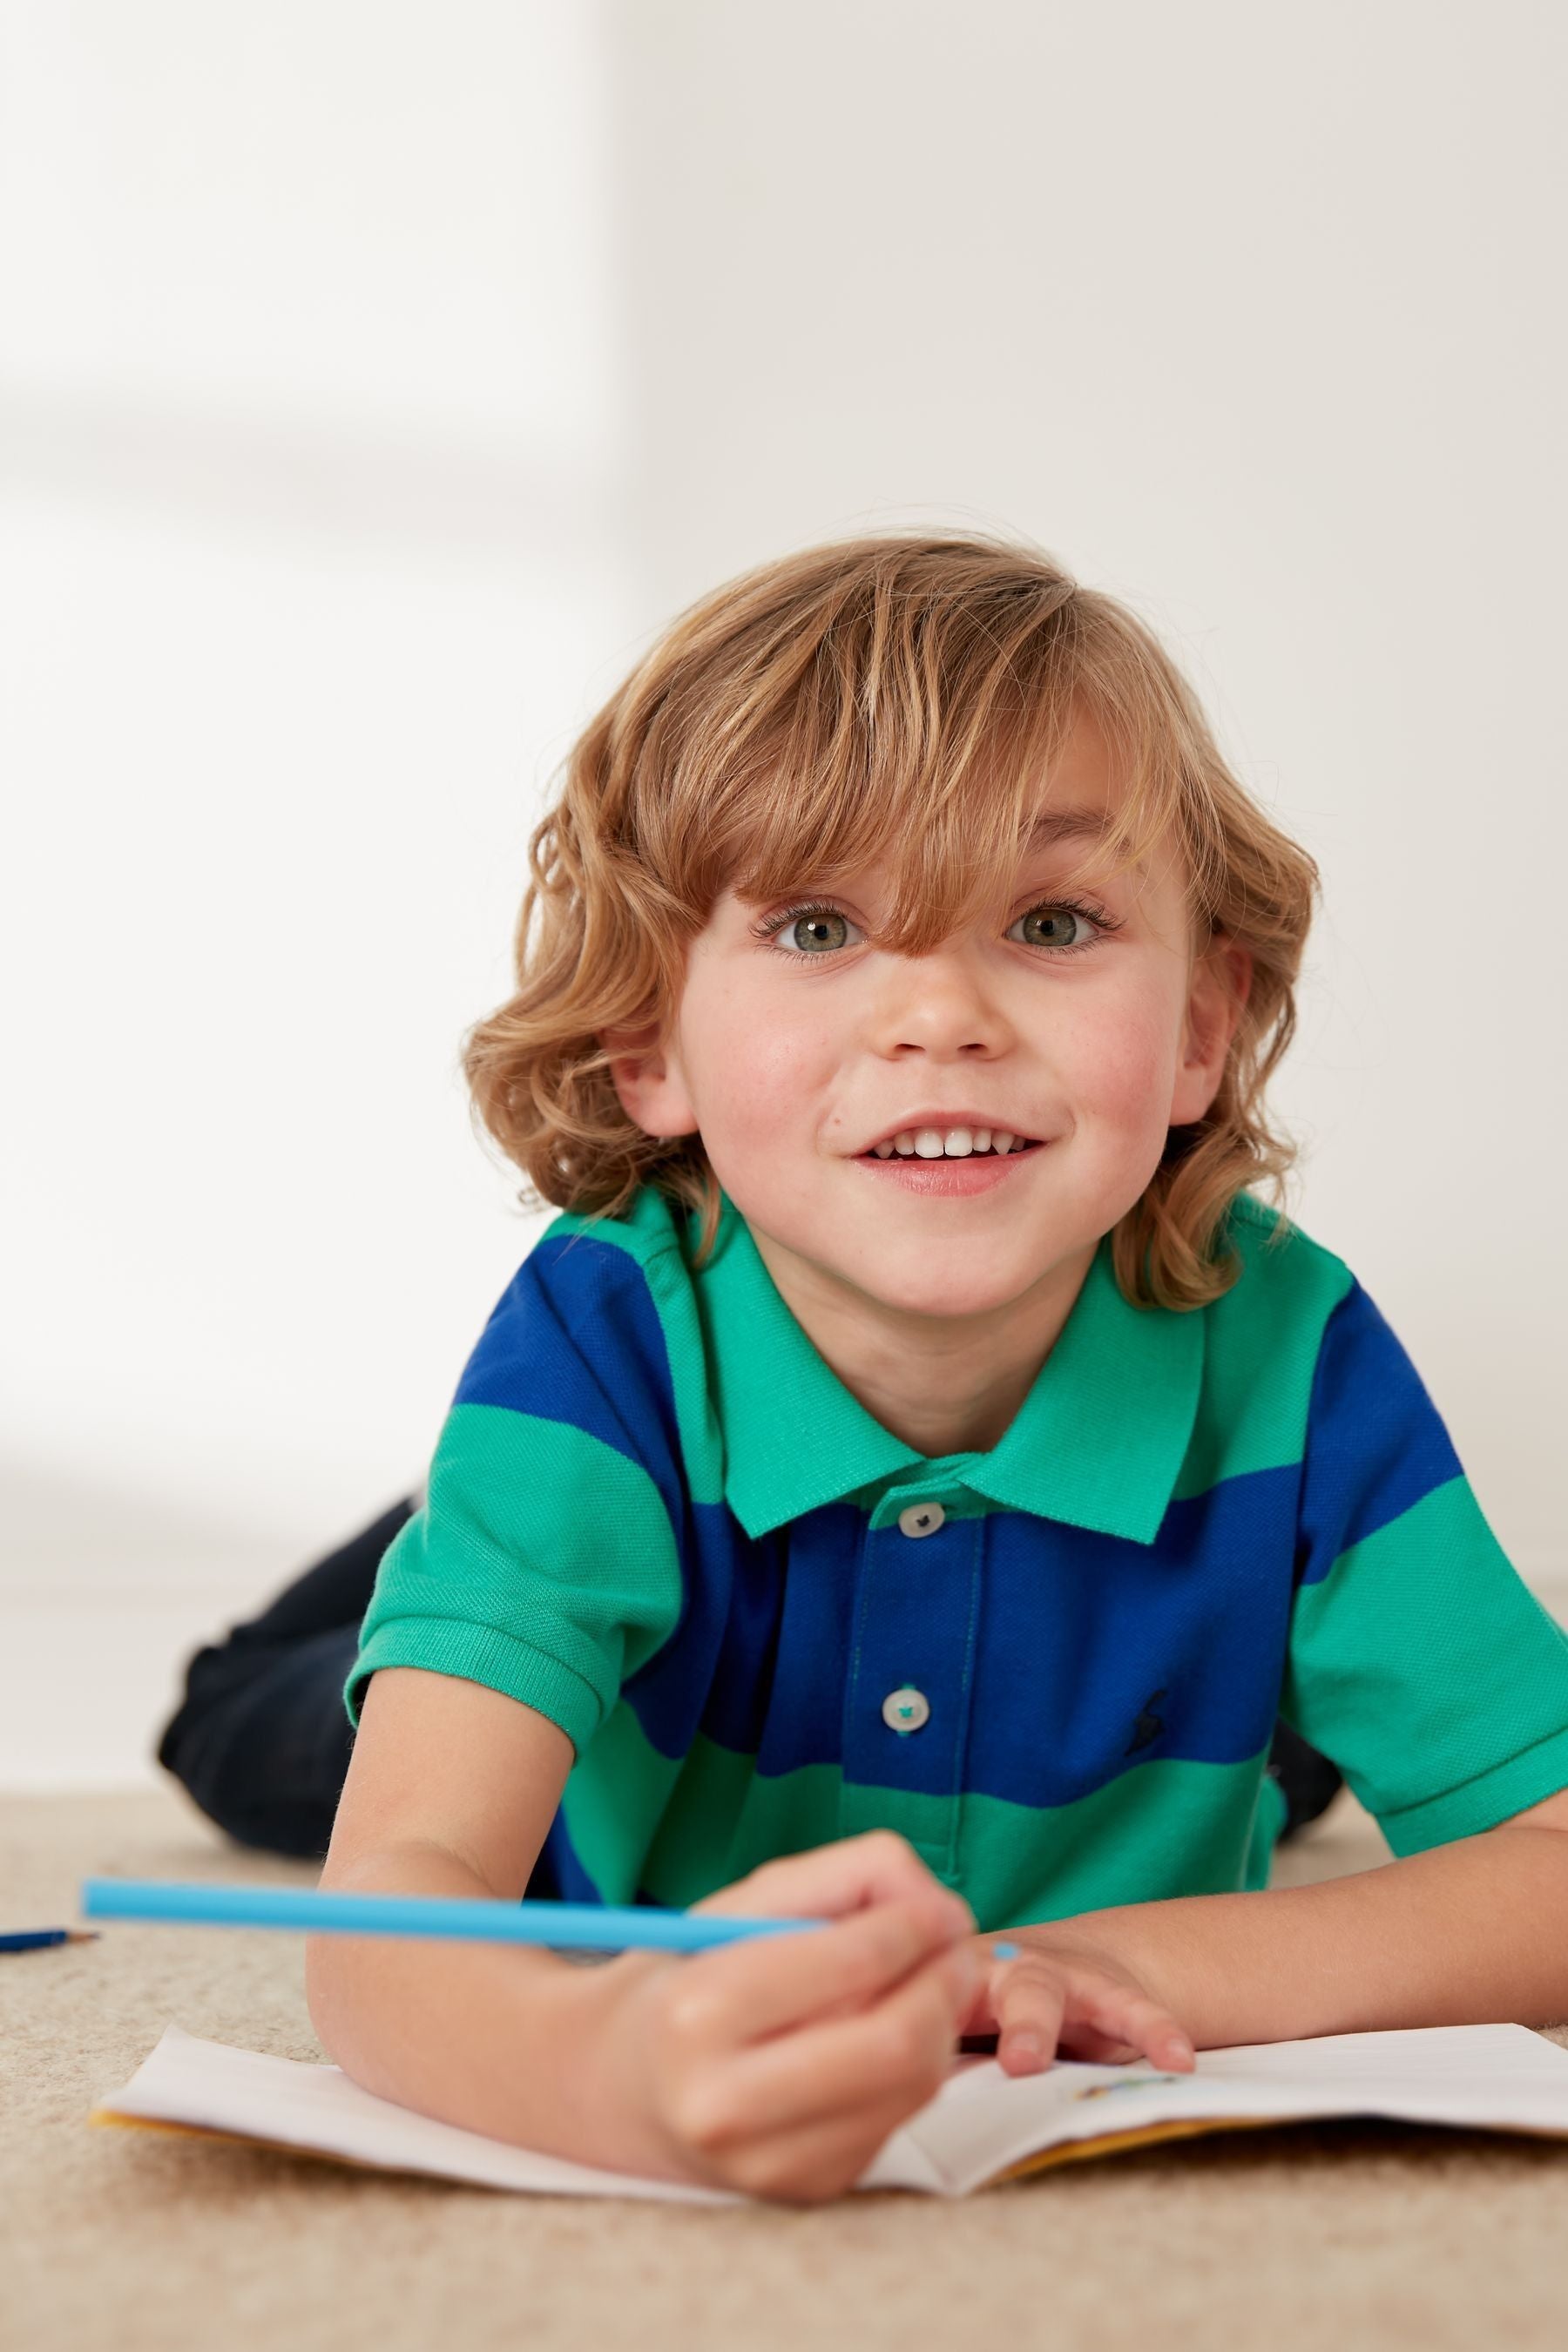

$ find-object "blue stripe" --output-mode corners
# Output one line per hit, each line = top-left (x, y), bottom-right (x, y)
(532, 1805), (594, 1902)
(1296, 1281), (1463, 1588)
(454, 1233), (690, 1569)
(964, 1469), (1296, 1801)
(620, 1465), (1301, 1808)
(622, 1503), (855, 1769)
(618, 1502), (763, 1756)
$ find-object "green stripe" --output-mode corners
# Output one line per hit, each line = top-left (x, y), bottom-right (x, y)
(1283, 1472), (1568, 1849)
(559, 1694), (685, 1880)
(559, 1705), (1286, 1927)
(345, 1402), (683, 1747)
(348, 1615), (605, 1754)
(1173, 1200), (1353, 1500)
(1374, 1723), (1568, 1854)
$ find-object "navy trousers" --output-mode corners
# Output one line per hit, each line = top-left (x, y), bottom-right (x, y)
(155, 1499), (1345, 1862)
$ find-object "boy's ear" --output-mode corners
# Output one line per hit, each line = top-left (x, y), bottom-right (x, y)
(1168, 936), (1253, 1128)
(599, 1021), (701, 1141)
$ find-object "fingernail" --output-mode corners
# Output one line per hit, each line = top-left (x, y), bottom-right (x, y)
(1169, 2037), (1194, 2065)
(1005, 2032), (1045, 2070)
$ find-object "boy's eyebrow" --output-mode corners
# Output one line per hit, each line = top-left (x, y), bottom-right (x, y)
(1024, 808), (1119, 848)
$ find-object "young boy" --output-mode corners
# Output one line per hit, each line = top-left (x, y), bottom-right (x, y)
(168, 534), (1568, 2204)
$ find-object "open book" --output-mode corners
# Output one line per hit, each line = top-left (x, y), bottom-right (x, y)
(91, 2021), (1568, 2201)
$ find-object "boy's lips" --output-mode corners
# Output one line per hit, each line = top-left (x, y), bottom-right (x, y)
(851, 1140), (1049, 1196)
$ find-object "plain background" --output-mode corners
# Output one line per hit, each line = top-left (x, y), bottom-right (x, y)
(3, 1), (1564, 1789)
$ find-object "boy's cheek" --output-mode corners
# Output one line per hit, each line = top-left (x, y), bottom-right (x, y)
(1058, 997), (1176, 1120)
(1059, 1032), (1183, 1179)
(681, 1011), (832, 1157)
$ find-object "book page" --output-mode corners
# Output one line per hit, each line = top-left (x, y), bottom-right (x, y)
(864, 2024), (1568, 2197)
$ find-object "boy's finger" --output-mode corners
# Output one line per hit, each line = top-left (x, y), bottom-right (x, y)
(666, 1896), (981, 2050)
(693, 1829), (975, 1936)
(1071, 1977), (1195, 2070)
(990, 1967), (1068, 2073)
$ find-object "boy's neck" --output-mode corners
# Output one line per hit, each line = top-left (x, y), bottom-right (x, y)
(745, 1221), (1099, 1460)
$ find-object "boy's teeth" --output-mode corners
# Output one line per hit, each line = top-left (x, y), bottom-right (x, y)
(873, 1126), (1024, 1159)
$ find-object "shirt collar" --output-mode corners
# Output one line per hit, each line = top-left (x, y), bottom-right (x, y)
(692, 1188), (1204, 1546)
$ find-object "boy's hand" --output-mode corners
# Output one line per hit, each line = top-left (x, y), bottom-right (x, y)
(959, 1925), (1197, 2074)
(576, 1830), (983, 2204)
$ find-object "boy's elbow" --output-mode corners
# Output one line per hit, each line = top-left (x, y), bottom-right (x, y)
(302, 1836), (446, 2053)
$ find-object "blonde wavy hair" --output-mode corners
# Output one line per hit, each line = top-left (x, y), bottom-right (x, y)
(464, 531), (1320, 1310)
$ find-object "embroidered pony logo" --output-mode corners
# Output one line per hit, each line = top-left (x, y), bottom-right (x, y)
(1124, 1687), (1167, 1755)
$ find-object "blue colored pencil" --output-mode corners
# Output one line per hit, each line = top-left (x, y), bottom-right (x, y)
(79, 1877), (830, 1950)
(79, 1878), (1021, 1962)
(1, 1927), (101, 1953)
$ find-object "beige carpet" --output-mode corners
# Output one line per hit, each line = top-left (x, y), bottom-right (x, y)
(6, 1782), (1568, 2352)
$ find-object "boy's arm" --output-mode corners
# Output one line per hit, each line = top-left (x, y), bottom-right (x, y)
(305, 1665), (604, 2148)
(998, 1789), (1568, 2053)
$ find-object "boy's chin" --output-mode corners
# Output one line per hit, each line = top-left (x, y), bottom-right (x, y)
(730, 1166), (1087, 1313)
(797, 1228), (1070, 1321)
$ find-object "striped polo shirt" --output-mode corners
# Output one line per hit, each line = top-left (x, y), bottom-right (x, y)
(345, 1182), (1568, 1928)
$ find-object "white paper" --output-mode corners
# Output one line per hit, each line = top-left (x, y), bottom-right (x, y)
(91, 2020), (1568, 2203)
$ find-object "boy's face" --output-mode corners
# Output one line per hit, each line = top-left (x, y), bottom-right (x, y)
(604, 702), (1250, 1328)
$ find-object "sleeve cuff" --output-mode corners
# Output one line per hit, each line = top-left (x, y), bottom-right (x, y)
(342, 1617), (605, 1758)
(1373, 1720), (1568, 1855)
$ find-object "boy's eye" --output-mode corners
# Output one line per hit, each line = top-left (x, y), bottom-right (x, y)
(1010, 904), (1098, 952)
(755, 897), (1119, 962)
(776, 908), (854, 956)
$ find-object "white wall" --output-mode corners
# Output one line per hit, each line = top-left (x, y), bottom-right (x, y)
(0, 2), (639, 1780)
(3, 1), (1563, 1787)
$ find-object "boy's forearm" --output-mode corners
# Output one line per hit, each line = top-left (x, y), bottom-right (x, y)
(305, 1839), (615, 2161)
(1017, 1828), (1568, 2049)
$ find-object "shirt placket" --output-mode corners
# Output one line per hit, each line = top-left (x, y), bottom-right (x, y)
(838, 1488), (983, 1885)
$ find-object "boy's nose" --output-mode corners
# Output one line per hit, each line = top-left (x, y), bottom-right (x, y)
(864, 961), (1018, 1049)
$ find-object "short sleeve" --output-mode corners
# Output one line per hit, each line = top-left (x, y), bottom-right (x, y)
(1280, 1280), (1568, 1855)
(344, 1233), (687, 1758)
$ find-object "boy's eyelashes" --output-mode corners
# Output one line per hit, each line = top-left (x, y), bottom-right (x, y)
(746, 895), (1124, 963)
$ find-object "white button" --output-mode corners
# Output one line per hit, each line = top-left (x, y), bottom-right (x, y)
(882, 1686), (930, 1734)
(897, 1502), (945, 1538)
